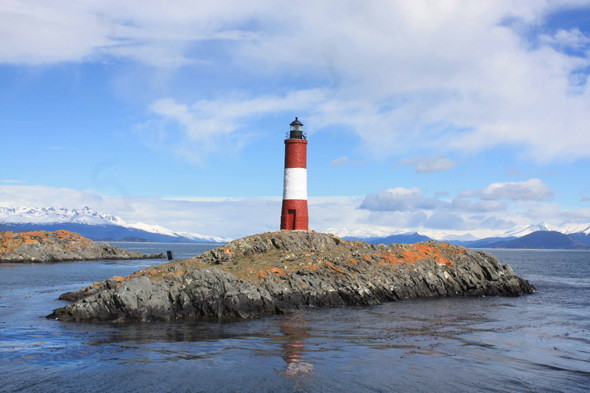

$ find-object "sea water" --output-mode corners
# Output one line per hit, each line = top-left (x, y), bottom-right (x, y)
(0, 245), (589, 392)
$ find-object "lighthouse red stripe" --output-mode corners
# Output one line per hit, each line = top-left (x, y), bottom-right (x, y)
(280, 199), (309, 230)
(284, 139), (307, 169)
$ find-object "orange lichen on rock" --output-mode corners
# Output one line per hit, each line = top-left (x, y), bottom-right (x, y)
(397, 244), (455, 268)
(322, 261), (350, 276)
(381, 253), (400, 265)
(0, 230), (93, 255)
(269, 267), (285, 275)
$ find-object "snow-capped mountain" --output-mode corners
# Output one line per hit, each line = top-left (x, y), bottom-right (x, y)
(0, 206), (231, 243)
(559, 223), (590, 235)
(0, 206), (126, 226)
(503, 222), (590, 238)
(327, 227), (408, 239)
(328, 226), (481, 241)
(328, 221), (590, 246)
(502, 222), (559, 238)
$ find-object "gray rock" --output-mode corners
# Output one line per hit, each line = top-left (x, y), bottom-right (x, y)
(48, 231), (535, 323)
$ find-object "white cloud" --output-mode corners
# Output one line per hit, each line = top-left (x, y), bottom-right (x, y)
(2, 1), (590, 162)
(525, 203), (562, 220)
(565, 207), (590, 219)
(461, 179), (555, 201)
(0, 184), (588, 238)
(329, 156), (349, 167)
(424, 212), (466, 230)
(0, 0), (260, 66)
(141, 90), (327, 164)
(0, 180), (26, 184)
(360, 187), (423, 212)
(541, 28), (590, 50)
(360, 188), (509, 213)
(0, 184), (364, 238)
(395, 155), (458, 173)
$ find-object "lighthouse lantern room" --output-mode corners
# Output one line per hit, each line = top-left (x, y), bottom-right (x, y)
(280, 117), (309, 231)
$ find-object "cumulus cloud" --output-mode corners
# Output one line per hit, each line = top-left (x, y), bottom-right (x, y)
(565, 207), (590, 219)
(477, 216), (516, 230)
(359, 187), (423, 212)
(330, 156), (349, 167)
(463, 200), (508, 213)
(360, 187), (508, 214)
(423, 212), (465, 230)
(360, 211), (428, 228)
(461, 179), (554, 201)
(525, 203), (562, 220)
(394, 156), (458, 173)
(356, 182), (554, 233)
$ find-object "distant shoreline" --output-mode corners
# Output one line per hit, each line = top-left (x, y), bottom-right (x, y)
(92, 236), (227, 244)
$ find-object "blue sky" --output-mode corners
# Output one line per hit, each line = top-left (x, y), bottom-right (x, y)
(1, 1), (590, 239)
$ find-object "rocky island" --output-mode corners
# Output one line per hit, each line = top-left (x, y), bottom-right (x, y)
(0, 230), (165, 263)
(49, 231), (535, 322)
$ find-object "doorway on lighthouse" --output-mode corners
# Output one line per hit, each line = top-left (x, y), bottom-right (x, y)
(287, 209), (296, 230)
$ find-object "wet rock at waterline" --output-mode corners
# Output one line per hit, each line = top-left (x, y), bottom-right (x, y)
(48, 231), (535, 322)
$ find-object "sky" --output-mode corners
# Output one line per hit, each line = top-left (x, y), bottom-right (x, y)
(1, 0), (590, 239)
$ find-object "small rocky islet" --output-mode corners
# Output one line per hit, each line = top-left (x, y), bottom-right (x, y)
(0, 230), (165, 263)
(48, 231), (535, 323)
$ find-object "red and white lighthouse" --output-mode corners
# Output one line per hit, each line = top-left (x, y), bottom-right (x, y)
(280, 117), (309, 231)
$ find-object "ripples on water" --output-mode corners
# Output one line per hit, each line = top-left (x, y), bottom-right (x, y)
(1, 244), (589, 392)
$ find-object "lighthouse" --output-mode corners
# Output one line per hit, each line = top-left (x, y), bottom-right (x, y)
(280, 117), (309, 231)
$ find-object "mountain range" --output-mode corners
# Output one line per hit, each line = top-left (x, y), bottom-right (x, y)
(340, 222), (590, 249)
(1, 206), (589, 249)
(0, 207), (231, 243)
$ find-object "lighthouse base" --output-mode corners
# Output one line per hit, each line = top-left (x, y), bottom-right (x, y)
(280, 199), (309, 230)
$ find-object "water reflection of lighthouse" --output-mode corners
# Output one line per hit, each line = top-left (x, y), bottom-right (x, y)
(279, 314), (314, 377)
(281, 117), (309, 231)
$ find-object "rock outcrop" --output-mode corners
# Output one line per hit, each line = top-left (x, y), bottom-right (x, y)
(0, 230), (165, 263)
(48, 231), (535, 322)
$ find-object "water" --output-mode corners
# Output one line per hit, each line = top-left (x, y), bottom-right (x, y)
(1, 245), (589, 392)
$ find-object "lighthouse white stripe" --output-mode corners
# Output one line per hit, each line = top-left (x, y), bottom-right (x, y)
(283, 168), (307, 200)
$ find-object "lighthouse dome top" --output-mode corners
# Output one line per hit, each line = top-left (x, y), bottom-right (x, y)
(288, 117), (306, 139)
(290, 117), (303, 127)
